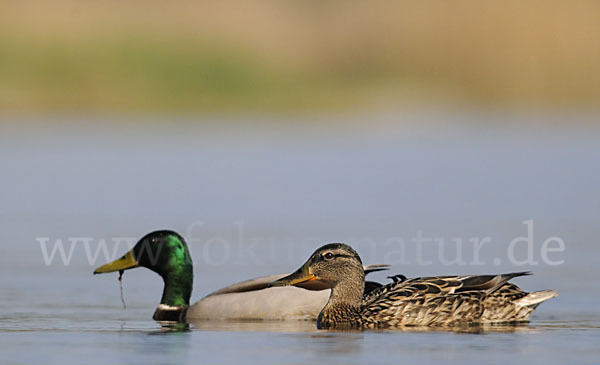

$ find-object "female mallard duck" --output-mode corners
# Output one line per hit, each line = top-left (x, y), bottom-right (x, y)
(269, 243), (557, 329)
(93, 230), (387, 322)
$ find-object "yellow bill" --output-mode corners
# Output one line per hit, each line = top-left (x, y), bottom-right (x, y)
(94, 250), (139, 274)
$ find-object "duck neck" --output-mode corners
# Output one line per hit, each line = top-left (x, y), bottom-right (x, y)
(153, 265), (193, 322)
(317, 272), (365, 329)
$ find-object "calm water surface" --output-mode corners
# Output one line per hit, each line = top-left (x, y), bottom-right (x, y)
(1, 112), (599, 364)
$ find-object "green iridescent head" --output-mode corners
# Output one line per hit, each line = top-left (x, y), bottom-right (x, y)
(94, 230), (194, 310)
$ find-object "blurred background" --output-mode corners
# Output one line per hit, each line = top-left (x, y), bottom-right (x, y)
(1, 0), (599, 337)
(2, 2), (600, 363)
(2, 0), (600, 112)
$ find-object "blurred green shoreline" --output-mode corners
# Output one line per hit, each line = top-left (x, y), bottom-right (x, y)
(0, 35), (461, 113)
(2, 1), (600, 114)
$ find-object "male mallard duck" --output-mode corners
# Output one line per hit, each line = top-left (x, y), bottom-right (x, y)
(93, 230), (388, 322)
(269, 243), (557, 329)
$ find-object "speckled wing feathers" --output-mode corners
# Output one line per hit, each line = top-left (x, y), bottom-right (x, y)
(359, 272), (543, 327)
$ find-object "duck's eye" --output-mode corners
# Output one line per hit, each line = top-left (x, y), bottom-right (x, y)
(323, 252), (334, 260)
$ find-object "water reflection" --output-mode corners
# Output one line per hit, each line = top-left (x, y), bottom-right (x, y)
(293, 331), (366, 357)
(186, 319), (541, 334)
(153, 322), (191, 334)
(189, 319), (318, 332)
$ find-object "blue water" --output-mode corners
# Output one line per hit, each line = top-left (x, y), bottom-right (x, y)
(1, 111), (599, 364)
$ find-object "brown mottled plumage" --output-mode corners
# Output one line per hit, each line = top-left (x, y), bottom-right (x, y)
(270, 243), (557, 329)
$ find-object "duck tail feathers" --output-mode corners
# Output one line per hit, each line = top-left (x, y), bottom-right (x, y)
(516, 290), (558, 308)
